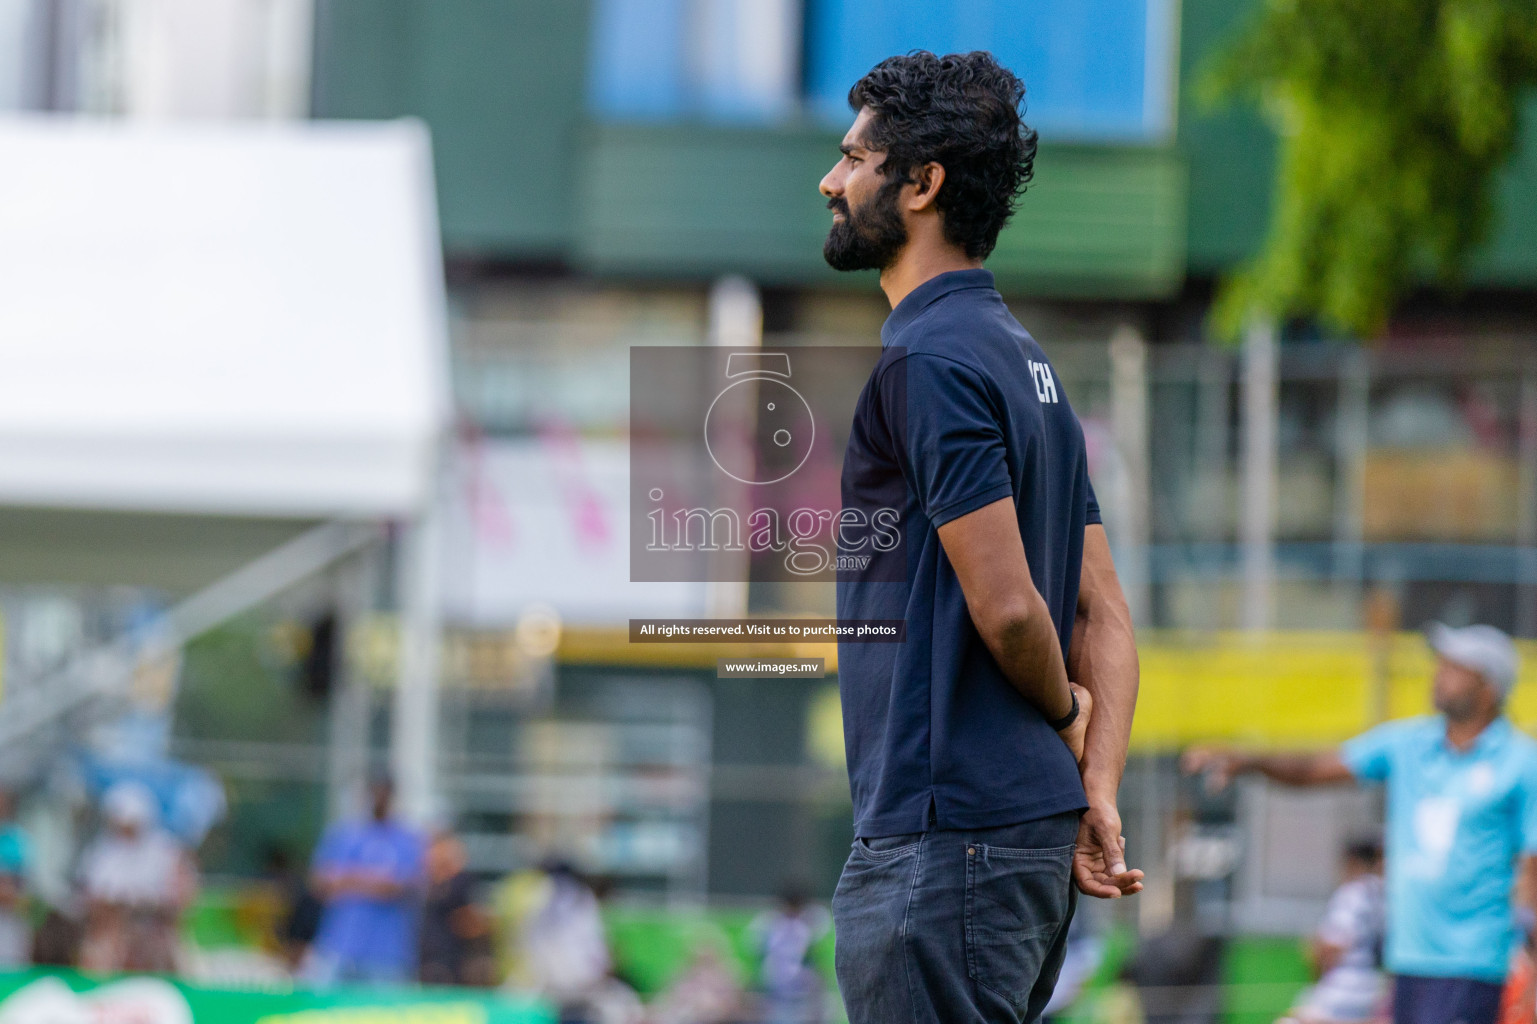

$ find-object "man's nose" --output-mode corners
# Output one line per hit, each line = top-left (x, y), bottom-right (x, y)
(819, 168), (841, 198)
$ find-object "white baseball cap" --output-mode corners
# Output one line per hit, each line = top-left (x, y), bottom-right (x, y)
(102, 780), (158, 828)
(1428, 623), (1520, 698)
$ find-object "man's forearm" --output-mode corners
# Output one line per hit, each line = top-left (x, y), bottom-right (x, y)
(1184, 745), (1354, 788)
(1237, 753), (1343, 786)
(1069, 599), (1137, 802)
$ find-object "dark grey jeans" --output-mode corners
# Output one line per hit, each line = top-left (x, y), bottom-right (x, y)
(832, 810), (1080, 1024)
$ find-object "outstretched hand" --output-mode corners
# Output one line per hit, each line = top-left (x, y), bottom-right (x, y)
(1180, 747), (1241, 792)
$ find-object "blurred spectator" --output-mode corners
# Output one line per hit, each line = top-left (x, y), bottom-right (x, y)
(1089, 964), (1147, 1024)
(1185, 624), (1535, 1024)
(0, 790), (31, 967)
(1500, 932), (1536, 1024)
(303, 777), (425, 987)
(750, 884), (829, 1024)
(1124, 928), (1224, 1024)
(1284, 839), (1387, 1024)
(259, 847), (323, 972)
(648, 943), (744, 1024)
(523, 861), (608, 997)
(493, 867), (547, 988)
(519, 860), (641, 1023)
(419, 829), (494, 986)
(77, 780), (196, 973)
(30, 908), (82, 968)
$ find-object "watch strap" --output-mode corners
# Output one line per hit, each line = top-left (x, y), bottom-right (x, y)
(1049, 690), (1079, 732)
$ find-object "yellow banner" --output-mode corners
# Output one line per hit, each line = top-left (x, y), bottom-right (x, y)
(1134, 630), (1537, 750)
(561, 626), (1537, 753)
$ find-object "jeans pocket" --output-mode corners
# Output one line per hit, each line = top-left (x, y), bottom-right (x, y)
(964, 841), (1075, 1008)
(853, 833), (924, 858)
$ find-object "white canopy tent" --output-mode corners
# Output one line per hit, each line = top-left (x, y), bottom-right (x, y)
(0, 117), (450, 818)
(0, 117), (446, 520)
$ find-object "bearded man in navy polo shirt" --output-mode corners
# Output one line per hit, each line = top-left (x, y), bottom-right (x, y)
(821, 51), (1144, 1024)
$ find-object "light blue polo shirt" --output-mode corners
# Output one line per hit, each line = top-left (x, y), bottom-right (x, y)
(311, 817), (425, 976)
(1341, 716), (1537, 981)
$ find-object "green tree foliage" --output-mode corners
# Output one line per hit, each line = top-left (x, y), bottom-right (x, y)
(1206, 0), (1537, 338)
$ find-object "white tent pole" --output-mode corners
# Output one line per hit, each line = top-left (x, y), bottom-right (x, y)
(703, 274), (759, 618)
(1109, 324), (1152, 626)
(1241, 320), (1279, 632)
(390, 482), (445, 826)
(326, 546), (380, 822)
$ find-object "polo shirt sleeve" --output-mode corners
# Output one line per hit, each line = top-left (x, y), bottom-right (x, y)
(1340, 721), (1409, 783)
(881, 353), (1013, 528)
(1085, 474), (1102, 526)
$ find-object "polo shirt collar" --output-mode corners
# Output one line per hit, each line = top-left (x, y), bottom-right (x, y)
(1436, 714), (1510, 755)
(881, 268), (997, 347)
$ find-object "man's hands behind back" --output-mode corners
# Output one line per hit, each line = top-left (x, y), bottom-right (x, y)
(1062, 685), (1144, 898)
(1057, 682), (1091, 763)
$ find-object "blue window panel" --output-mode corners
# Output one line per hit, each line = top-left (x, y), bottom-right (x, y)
(589, 0), (798, 123)
(805, 0), (1172, 142)
(588, 0), (688, 120)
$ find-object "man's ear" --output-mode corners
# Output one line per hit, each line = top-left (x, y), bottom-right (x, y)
(906, 161), (946, 212)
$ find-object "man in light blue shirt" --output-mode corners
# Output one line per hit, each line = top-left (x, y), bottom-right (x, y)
(1185, 624), (1537, 1024)
(303, 777), (425, 986)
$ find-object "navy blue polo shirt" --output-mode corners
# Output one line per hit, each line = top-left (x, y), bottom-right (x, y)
(836, 269), (1099, 837)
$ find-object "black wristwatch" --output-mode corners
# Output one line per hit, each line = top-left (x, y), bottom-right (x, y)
(1049, 690), (1080, 732)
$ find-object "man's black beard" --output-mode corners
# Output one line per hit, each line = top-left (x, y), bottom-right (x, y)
(823, 176), (908, 272)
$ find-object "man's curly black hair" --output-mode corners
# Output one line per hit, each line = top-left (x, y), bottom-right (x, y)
(848, 50), (1037, 261)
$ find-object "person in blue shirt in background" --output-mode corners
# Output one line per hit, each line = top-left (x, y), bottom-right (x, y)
(1185, 623), (1537, 1024)
(303, 776), (425, 986)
